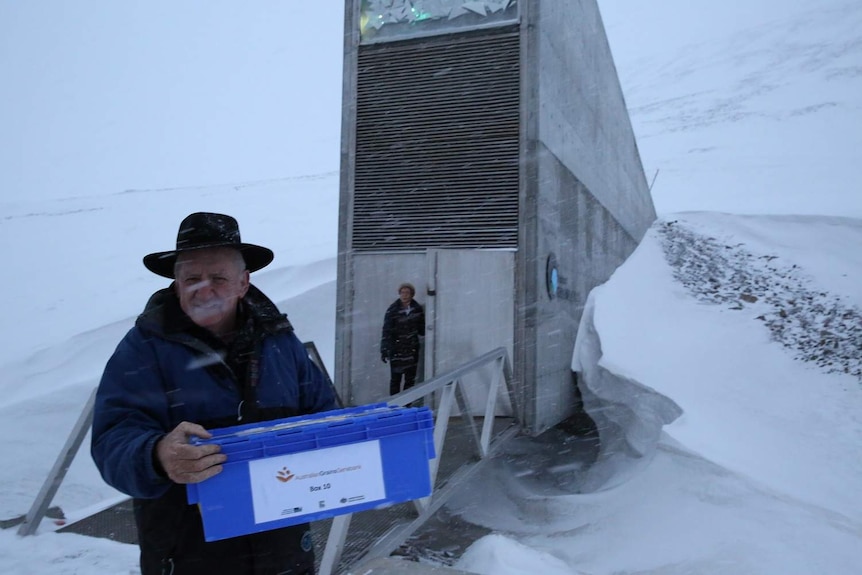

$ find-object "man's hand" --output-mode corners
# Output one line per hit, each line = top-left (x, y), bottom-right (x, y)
(155, 421), (227, 484)
(381, 353), (388, 363)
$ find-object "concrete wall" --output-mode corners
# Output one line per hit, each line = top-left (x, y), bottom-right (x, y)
(337, 0), (656, 434)
(534, 0), (655, 240)
(521, 0), (656, 432)
(335, 1), (360, 403)
(530, 145), (640, 430)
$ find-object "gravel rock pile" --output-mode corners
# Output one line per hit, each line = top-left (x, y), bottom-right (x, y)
(657, 219), (862, 380)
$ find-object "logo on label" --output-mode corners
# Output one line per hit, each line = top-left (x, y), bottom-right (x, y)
(276, 467), (295, 483)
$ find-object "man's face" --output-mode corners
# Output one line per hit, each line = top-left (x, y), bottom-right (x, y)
(174, 247), (249, 336)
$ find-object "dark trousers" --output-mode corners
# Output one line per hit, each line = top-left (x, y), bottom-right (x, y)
(389, 361), (418, 396)
(135, 488), (315, 575)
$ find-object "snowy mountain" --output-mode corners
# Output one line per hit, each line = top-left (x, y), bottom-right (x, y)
(601, 0), (862, 218)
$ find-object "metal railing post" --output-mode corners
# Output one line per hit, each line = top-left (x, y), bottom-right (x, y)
(18, 387), (97, 536)
(318, 513), (352, 575)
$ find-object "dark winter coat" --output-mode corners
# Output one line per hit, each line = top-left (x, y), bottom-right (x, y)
(380, 298), (425, 365)
(91, 284), (337, 575)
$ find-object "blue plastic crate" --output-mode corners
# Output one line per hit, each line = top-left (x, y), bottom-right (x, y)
(186, 403), (435, 542)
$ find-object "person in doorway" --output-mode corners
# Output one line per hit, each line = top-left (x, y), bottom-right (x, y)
(380, 282), (426, 396)
(91, 212), (338, 575)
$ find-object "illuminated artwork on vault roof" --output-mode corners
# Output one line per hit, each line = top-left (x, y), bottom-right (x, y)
(360, 0), (519, 42)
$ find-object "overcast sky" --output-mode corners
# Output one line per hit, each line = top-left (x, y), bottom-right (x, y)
(2, 0), (859, 215)
(0, 1), (344, 200)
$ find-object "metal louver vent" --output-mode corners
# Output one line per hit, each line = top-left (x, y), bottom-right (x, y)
(352, 27), (521, 251)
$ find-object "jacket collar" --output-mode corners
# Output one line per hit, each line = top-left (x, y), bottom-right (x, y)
(136, 283), (293, 340)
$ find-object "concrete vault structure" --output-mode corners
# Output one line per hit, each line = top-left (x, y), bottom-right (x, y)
(335, 0), (656, 435)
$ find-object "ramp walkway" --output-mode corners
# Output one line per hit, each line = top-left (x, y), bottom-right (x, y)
(22, 347), (524, 574)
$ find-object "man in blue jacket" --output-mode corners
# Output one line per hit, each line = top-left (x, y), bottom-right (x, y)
(91, 212), (338, 575)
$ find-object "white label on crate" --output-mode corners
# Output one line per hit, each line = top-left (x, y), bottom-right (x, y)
(248, 439), (386, 525)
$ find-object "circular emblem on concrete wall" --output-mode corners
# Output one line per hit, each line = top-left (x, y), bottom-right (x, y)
(301, 529), (313, 552)
(546, 253), (559, 299)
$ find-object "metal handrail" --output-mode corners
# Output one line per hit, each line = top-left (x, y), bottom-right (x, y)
(17, 388), (97, 536)
(318, 346), (519, 574)
(18, 341), (338, 538)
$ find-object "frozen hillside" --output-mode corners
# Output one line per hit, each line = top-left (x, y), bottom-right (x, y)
(600, 0), (862, 217)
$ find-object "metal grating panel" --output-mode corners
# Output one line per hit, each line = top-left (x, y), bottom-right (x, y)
(353, 27), (521, 251)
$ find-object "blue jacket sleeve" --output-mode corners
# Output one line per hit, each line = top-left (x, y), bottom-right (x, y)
(90, 328), (173, 499)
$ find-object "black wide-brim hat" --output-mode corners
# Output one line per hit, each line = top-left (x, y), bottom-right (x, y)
(143, 212), (274, 279)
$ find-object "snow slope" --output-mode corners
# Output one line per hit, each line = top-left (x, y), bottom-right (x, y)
(451, 212), (862, 575)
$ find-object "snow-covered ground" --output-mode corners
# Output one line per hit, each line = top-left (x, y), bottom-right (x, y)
(1, 0), (861, 573)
